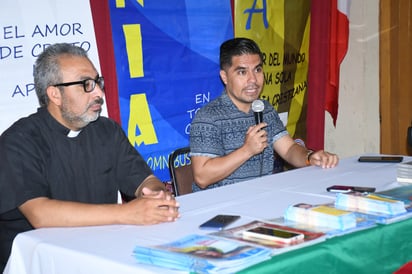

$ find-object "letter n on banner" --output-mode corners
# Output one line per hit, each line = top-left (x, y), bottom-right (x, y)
(234, 0), (310, 142)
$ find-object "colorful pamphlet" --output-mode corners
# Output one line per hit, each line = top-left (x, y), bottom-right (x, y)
(132, 234), (272, 274)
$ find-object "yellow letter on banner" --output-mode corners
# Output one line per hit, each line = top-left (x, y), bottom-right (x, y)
(128, 93), (158, 146)
(115, 0), (125, 8)
(123, 24), (144, 78)
(115, 0), (144, 9)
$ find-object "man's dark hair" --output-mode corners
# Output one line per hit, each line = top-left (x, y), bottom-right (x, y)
(219, 37), (263, 70)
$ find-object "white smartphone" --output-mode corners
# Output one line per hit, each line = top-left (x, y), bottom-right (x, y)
(242, 226), (304, 244)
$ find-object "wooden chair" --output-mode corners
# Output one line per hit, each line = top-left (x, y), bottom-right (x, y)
(168, 147), (193, 196)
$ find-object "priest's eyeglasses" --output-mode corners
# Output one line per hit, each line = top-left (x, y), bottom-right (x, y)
(53, 76), (104, 93)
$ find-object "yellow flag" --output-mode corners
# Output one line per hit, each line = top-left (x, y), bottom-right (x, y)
(235, 0), (310, 140)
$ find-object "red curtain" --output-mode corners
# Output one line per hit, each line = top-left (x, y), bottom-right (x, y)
(89, 0), (121, 124)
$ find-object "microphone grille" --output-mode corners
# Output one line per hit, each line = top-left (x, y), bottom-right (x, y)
(251, 100), (264, 112)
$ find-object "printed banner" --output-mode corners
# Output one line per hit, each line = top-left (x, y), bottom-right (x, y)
(0, 0), (102, 133)
(108, 1), (233, 181)
(234, 0), (311, 140)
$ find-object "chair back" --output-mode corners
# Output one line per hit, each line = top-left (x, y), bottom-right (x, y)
(168, 147), (193, 196)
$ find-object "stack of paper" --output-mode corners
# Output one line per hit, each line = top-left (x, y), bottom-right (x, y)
(397, 161), (412, 183)
(132, 234), (272, 274)
(283, 203), (357, 231)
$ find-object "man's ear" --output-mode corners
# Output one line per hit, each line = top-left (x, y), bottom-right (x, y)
(46, 86), (62, 106)
(219, 70), (227, 85)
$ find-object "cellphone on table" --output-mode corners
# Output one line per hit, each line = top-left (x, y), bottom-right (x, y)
(358, 156), (403, 163)
(242, 226), (304, 244)
(326, 185), (376, 193)
(199, 214), (240, 231)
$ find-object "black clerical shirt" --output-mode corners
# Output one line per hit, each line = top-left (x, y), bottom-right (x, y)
(0, 107), (152, 270)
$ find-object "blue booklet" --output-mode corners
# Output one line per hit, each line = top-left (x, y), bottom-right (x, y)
(132, 234), (272, 274)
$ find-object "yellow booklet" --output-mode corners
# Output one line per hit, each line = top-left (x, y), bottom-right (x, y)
(311, 205), (352, 216)
(284, 203), (357, 230)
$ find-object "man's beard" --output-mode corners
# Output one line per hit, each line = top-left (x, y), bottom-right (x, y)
(61, 97), (104, 129)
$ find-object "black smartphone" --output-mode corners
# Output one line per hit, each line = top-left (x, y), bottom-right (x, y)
(326, 185), (376, 193)
(358, 156), (403, 163)
(199, 214), (240, 231)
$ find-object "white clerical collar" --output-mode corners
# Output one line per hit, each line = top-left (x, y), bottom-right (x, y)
(67, 130), (81, 138)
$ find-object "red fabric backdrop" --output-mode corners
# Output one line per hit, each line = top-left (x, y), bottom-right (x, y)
(89, 0), (121, 124)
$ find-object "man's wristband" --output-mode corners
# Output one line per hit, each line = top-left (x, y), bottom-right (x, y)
(306, 150), (315, 166)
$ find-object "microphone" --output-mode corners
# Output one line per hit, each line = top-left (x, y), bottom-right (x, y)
(251, 100), (264, 125)
(252, 99), (265, 177)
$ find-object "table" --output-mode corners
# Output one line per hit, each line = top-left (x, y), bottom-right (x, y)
(4, 156), (412, 274)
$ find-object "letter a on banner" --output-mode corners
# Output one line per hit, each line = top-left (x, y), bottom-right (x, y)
(128, 93), (158, 146)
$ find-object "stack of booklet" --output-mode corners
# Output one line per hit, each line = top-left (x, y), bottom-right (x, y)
(132, 234), (272, 274)
(397, 160), (412, 183)
(334, 185), (412, 224)
(335, 192), (407, 215)
(283, 203), (357, 231)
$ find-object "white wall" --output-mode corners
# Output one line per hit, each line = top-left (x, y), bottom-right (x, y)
(324, 1), (380, 157)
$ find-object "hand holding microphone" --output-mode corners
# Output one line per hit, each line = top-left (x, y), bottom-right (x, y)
(243, 100), (268, 156)
(251, 99), (266, 176)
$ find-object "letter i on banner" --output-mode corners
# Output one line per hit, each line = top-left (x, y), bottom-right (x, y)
(123, 24), (144, 77)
